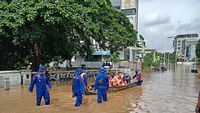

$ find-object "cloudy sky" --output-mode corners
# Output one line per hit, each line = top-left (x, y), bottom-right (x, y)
(139, 0), (200, 52)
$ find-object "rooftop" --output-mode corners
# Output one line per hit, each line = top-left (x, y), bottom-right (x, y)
(175, 33), (198, 39)
(92, 51), (110, 56)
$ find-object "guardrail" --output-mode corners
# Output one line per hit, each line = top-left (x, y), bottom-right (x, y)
(71, 61), (137, 69)
(71, 61), (103, 68)
(0, 69), (127, 86)
(31, 70), (100, 81)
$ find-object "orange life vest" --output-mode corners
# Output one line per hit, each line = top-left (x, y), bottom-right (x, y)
(136, 74), (144, 80)
(81, 73), (85, 82)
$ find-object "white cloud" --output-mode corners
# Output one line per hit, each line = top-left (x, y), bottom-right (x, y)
(176, 17), (200, 33)
(144, 13), (171, 27)
(139, 0), (200, 52)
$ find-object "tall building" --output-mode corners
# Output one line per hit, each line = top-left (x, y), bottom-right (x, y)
(110, 0), (139, 61)
(110, 0), (138, 31)
(173, 33), (198, 61)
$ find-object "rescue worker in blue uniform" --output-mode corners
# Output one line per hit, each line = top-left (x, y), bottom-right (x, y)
(133, 70), (144, 86)
(29, 66), (53, 106)
(72, 68), (85, 107)
(94, 67), (109, 103)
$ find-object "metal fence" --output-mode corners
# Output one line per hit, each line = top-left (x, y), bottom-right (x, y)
(32, 70), (99, 81)
(71, 61), (103, 68)
(71, 61), (139, 70)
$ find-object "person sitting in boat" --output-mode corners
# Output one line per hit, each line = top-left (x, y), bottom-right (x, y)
(133, 70), (144, 86)
(109, 72), (115, 86)
(118, 72), (126, 86)
(88, 84), (95, 90)
(114, 73), (120, 86)
(125, 74), (131, 85)
(109, 72), (118, 86)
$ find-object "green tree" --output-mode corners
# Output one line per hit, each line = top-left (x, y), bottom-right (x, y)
(0, 0), (137, 70)
(196, 40), (200, 58)
(167, 52), (176, 64)
(143, 53), (154, 69)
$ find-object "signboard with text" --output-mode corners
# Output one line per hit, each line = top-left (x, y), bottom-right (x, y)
(121, 0), (136, 9)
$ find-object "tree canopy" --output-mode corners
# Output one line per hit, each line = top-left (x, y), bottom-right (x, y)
(0, 0), (137, 70)
(196, 40), (200, 58)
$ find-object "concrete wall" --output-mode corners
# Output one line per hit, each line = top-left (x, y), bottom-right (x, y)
(177, 62), (194, 65)
(20, 70), (32, 85)
(0, 71), (21, 86)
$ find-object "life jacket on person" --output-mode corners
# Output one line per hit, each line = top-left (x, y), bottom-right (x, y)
(119, 73), (126, 86)
(112, 78), (118, 86)
(80, 72), (85, 82)
(135, 72), (144, 81)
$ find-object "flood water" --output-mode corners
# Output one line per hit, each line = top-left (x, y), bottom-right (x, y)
(0, 64), (199, 113)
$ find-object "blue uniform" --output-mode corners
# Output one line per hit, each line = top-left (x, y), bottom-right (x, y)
(133, 73), (143, 86)
(94, 67), (109, 103)
(72, 68), (85, 107)
(29, 73), (52, 106)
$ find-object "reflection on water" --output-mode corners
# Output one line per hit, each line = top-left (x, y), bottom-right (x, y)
(134, 64), (199, 113)
(0, 65), (199, 113)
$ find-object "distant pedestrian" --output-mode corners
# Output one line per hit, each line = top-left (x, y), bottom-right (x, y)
(29, 66), (53, 106)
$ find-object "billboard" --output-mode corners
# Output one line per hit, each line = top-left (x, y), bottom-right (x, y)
(121, 0), (136, 9)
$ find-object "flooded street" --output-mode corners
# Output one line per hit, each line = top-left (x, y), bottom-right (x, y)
(0, 64), (199, 113)
(132, 65), (199, 113)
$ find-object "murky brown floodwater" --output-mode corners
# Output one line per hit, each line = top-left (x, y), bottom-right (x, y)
(0, 65), (199, 113)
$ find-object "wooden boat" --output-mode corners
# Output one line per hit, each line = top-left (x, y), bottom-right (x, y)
(85, 81), (138, 95)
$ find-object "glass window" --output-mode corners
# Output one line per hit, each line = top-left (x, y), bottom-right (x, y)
(110, 0), (121, 8)
(113, 6), (120, 9)
(121, 8), (136, 15)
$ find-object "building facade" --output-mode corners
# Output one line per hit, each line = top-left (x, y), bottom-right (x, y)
(110, 0), (138, 31)
(173, 34), (198, 61)
(110, 0), (139, 61)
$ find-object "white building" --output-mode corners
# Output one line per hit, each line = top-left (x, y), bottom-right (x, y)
(173, 33), (198, 61)
(110, 0), (138, 31)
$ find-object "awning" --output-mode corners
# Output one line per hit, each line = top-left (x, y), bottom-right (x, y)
(92, 51), (110, 56)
